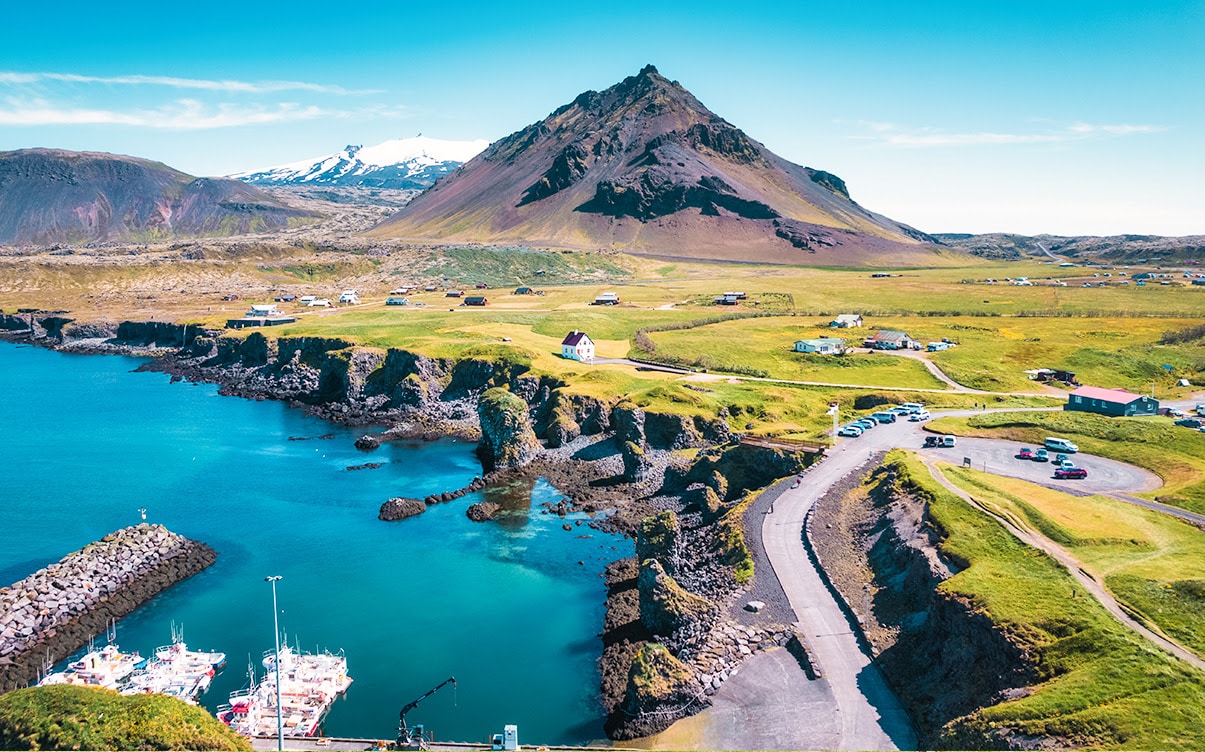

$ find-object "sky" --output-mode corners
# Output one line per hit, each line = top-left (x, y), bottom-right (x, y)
(1, 0), (1202, 237)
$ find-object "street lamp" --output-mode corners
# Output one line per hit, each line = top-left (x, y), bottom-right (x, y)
(265, 576), (284, 750)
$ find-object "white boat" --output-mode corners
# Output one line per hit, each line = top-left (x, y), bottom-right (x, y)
(39, 642), (145, 689)
(217, 638), (352, 738)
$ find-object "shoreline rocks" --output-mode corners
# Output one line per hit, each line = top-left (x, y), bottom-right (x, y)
(0, 524), (216, 692)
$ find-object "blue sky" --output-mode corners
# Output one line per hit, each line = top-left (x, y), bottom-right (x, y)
(2, 1), (1201, 236)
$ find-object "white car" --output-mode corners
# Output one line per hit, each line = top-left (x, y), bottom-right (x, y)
(838, 425), (864, 437)
(909, 410), (931, 421)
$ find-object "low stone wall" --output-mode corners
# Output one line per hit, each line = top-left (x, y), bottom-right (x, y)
(0, 524), (216, 692)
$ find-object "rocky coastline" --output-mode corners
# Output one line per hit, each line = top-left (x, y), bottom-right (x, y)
(0, 524), (216, 692)
(1, 314), (815, 737)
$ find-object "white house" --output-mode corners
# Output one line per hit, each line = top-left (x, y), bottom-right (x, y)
(247, 304), (280, 317)
(830, 314), (863, 328)
(339, 290), (360, 304)
(593, 292), (620, 305)
(561, 330), (595, 361)
(794, 337), (846, 355)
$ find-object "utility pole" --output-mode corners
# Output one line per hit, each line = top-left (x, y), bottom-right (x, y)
(265, 576), (284, 751)
(863, 584), (871, 628)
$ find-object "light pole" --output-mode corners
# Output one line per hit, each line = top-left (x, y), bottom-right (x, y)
(265, 576), (284, 750)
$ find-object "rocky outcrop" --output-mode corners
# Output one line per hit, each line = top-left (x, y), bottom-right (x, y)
(0, 524), (216, 692)
(378, 497), (426, 521)
(637, 559), (713, 637)
(354, 435), (381, 451)
(636, 512), (681, 575)
(476, 388), (541, 471)
(466, 501), (501, 522)
(609, 642), (706, 740)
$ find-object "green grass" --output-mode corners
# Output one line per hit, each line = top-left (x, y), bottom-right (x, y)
(941, 466), (1205, 658)
(888, 451), (1205, 749)
(927, 410), (1205, 514)
(0, 685), (250, 751)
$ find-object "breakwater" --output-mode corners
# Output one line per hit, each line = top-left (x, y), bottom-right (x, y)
(0, 524), (216, 691)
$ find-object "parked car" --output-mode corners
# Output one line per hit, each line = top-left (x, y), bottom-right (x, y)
(909, 410), (932, 422)
(1017, 447), (1034, 460)
(1045, 437), (1079, 453)
(871, 411), (897, 424)
(1195, 403), (1205, 417)
(940, 436), (957, 447)
(853, 419), (876, 430)
(923, 435), (940, 448)
(1174, 417), (1203, 429)
(1034, 448), (1049, 462)
(900, 403), (925, 413)
(860, 415), (880, 426)
(1054, 466), (1088, 479)
(838, 425), (864, 437)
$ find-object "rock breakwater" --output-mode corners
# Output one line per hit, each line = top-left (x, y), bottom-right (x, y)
(0, 524), (216, 692)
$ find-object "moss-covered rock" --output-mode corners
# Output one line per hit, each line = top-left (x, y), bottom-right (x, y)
(637, 558), (713, 635)
(636, 511), (681, 574)
(621, 439), (650, 483)
(0, 685), (250, 751)
(477, 387), (541, 471)
(608, 643), (705, 740)
(544, 404), (581, 448)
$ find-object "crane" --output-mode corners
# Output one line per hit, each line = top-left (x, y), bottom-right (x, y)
(394, 676), (457, 750)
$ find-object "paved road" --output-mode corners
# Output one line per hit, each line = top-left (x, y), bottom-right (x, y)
(762, 420), (920, 751)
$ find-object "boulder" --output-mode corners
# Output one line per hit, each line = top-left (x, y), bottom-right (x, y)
(466, 501), (501, 522)
(378, 497), (426, 521)
(354, 435), (381, 451)
(637, 559), (713, 636)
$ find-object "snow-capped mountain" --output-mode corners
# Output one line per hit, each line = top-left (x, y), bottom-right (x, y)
(231, 135), (489, 190)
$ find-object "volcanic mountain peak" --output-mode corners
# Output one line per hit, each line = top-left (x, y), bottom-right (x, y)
(372, 66), (942, 266)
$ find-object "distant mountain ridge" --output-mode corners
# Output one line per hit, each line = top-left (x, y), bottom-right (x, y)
(231, 135), (489, 190)
(371, 65), (944, 266)
(936, 233), (1205, 263)
(0, 148), (320, 245)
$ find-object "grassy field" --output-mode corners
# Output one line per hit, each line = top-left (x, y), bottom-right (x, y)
(927, 410), (1205, 514)
(940, 466), (1205, 658)
(890, 451), (1205, 749)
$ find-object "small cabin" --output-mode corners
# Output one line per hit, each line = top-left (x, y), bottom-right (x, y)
(247, 304), (280, 317)
(561, 330), (595, 361)
(830, 314), (863, 328)
(592, 292), (620, 306)
(514, 286), (533, 295)
(445, 290), (463, 298)
(714, 294), (741, 306)
(864, 330), (918, 350)
(339, 290), (360, 304)
(794, 337), (845, 355)
(463, 296), (488, 306)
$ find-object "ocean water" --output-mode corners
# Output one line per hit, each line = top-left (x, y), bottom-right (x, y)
(0, 342), (630, 745)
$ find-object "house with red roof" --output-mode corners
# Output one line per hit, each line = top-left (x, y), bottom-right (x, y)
(1065, 385), (1159, 417)
(561, 330), (595, 362)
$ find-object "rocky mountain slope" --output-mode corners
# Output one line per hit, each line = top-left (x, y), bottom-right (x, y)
(936, 232), (1205, 263)
(370, 65), (944, 266)
(231, 135), (488, 190)
(0, 148), (321, 245)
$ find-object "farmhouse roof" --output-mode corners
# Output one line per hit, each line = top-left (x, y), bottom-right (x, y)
(870, 329), (909, 341)
(562, 330), (591, 346)
(1069, 386), (1148, 404)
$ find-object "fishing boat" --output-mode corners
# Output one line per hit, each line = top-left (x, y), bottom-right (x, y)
(122, 627), (227, 704)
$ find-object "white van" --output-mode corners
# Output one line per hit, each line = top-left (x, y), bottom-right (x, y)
(1044, 437), (1079, 453)
(900, 403), (925, 414)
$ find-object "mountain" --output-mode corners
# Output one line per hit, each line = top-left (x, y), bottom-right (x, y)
(0, 148), (321, 245)
(231, 136), (489, 190)
(370, 65), (942, 265)
(935, 232), (1205, 264)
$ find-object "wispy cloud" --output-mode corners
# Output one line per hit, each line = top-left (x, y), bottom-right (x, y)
(0, 71), (379, 95)
(853, 121), (1164, 148)
(0, 97), (338, 129)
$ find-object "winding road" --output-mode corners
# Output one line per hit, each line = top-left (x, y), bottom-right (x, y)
(651, 408), (1203, 750)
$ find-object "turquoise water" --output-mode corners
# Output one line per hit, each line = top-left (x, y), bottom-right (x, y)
(0, 342), (629, 744)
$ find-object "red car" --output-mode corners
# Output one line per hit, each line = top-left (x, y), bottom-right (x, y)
(1017, 447), (1033, 459)
(1054, 466), (1088, 479)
